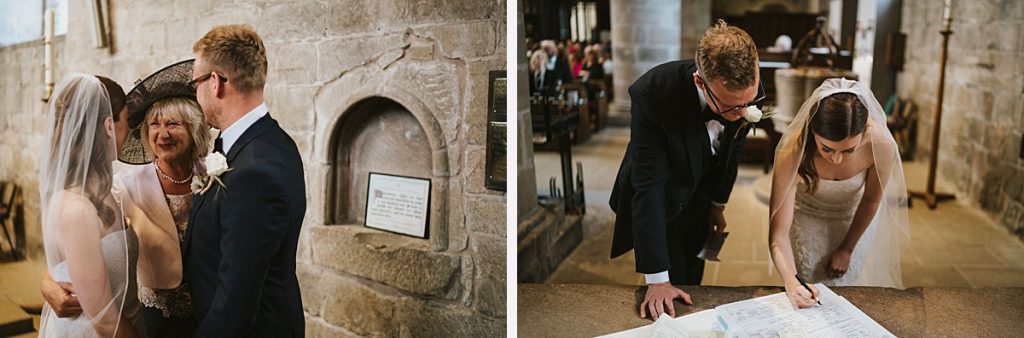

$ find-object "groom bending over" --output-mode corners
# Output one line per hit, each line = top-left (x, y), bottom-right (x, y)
(184, 24), (306, 337)
(609, 20), (763, 320)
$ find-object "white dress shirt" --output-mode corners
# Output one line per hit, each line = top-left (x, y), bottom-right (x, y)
(219, 103), (269, 154)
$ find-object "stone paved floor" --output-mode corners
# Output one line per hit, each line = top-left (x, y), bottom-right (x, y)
(535, 126), (1024, 288)
(0, 258), (45, 335)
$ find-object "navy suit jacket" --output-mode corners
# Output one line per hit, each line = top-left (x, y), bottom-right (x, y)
(608, 60), (756, 273)
(183, 114), (306, 337)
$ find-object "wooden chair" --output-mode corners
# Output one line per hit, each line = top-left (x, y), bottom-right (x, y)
(0, 181), (21, 260)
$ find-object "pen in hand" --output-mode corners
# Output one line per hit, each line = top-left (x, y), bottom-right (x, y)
(794, 274), (822, 306)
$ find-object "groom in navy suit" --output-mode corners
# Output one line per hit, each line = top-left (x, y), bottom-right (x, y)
(184, 24), (306, 337)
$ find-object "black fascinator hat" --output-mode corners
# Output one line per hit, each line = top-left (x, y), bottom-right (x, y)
(120, 59), (197, 164)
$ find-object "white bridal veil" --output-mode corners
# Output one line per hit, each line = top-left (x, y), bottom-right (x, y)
(38, 73), (133, 337)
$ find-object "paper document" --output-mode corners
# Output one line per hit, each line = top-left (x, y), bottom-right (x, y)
(715, 284), (894, 338)
(596, 310), (726, 338)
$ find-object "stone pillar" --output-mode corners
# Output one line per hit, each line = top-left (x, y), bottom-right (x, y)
(517, 0), (539, 221)
(680, 0), (712, 62)
(516, 1), (583, 283)
(608, 0), (682, 124)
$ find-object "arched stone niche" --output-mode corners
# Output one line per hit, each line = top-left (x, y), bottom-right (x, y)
(330, 98), (432, 226)
(323, 93), (450, 251)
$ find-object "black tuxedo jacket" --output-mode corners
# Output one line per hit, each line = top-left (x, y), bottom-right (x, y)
(608, 60), (755, 273)
(183, 114), (306, 337)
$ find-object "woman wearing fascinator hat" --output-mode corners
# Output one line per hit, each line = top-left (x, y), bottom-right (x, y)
(42, 60), (211, 337)
(769, 78), (910, 309)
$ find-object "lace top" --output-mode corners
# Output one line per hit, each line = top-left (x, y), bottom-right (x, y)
(138, 192), (194, 318)
(790, 171), (880, 286)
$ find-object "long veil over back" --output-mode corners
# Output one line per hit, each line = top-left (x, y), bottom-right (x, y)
(38, 73), (133, 337)
(769, 78), (910, 288)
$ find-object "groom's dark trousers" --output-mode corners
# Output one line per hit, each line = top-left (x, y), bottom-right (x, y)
(183, 114), (306, 337)
(609, 60), (754, 285)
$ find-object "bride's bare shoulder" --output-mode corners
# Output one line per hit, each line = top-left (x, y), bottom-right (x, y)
(49, 190), (99, 221)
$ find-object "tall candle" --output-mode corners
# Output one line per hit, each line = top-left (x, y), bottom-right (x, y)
(942, 0), (951, 21)
(44, 9), (54, 85)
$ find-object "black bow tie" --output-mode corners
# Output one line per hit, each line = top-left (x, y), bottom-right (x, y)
(214, 136), (224, 154)
(702, 106), (727, 124)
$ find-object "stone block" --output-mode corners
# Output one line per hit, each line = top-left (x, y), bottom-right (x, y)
(648, 27), (680, 45)
(261, 1), (325, 42)
(417, 21), (498, 59)
(377, 0), (499, 29)
(406, 42), (434, 60)
(317, 34), (406, 82)
(310, 225), (460, 297)
(465, 195), (506, 236)
(134, 23), (168, 56)
(324, 0), (380, 36)
(267, 84), (316, 133)
(464, 145), (502, 196)
(472, 237), (506, 317)
(389, 62), (462, 123)
(465, 57), (507, 146)
(306, 315), (361, 338)
(320, 273), (399, 337)
(272, 43), (319, 85)
(297, 263), (326, 315)
(445, 180), (468, 251)
(198, 5), (260, 34)
(396, 299), (505, 338)
(631, 26), (647, 44)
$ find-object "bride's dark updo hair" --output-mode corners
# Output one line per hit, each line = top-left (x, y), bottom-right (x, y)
(798, 92), (869, 194)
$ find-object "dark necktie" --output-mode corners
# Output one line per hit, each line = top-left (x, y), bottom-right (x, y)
(702, 106), (727, 124)
(214, 136), (224, 154)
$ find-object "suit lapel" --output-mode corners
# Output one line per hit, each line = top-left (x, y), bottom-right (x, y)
(138, 164), (177, 233)
(225, 114), (275, 162)
(183, 190), (206, 255)
(679, 63), (704, 185)
(182, 114), (276, 255)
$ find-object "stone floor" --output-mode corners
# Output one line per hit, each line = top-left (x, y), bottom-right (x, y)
(0, 258), (45, 336)
(534, 126), (1024, 288)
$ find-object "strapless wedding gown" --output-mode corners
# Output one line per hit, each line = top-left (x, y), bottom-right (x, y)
(790, 171), (892, 287)
(39, 227), (144, 337)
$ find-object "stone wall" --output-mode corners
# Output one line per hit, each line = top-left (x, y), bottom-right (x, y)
(712, 0), (821, 16)
(0, 0), (506, 336)
(608, 0), (682, 123)
(897, 0), (1024, 237)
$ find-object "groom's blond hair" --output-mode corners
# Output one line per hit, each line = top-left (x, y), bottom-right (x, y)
(193, 24), (267, 93)
(695, 20), (759, 91)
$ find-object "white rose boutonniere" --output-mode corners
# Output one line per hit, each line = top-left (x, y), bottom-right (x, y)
(741, 105), (776, 137)
(192, 153), (232, 195)
(744, 106), (764, 123)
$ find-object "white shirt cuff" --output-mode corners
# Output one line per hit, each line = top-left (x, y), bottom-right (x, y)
(711, 200), (727, 209)
(645, 271), (670, 284)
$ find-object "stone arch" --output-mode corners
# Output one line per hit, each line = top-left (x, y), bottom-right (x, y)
(322, 90), (450, 251)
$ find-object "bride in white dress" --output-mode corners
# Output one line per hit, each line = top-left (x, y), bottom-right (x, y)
(768, 78), (910, 308)
(38, 74), (142, 337)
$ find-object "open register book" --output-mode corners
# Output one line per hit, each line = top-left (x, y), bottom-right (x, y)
(597, 284), (895, 338)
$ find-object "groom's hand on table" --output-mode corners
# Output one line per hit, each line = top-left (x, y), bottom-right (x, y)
(640, 282), (692, 320)
(41, 274), (81, 317)
(827, 248), (852, 278)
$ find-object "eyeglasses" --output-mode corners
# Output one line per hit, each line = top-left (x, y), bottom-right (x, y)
(187, 72), (228, 89)
(699, 74), (765, 115)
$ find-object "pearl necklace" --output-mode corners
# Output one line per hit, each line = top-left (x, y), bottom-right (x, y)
(155, 162), (194, 185)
